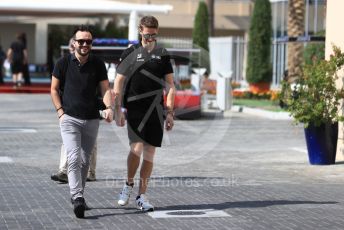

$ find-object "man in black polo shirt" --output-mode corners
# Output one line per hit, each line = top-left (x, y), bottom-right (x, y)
(50, 25), (113, 218)
(114, 16), (176, 212)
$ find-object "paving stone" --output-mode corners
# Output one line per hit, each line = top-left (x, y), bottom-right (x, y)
(0, 94), (344, 229)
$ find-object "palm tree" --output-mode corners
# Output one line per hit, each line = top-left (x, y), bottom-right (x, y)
(287, 0), (305, 82)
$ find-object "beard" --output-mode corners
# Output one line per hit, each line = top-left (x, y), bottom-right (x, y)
(75, 46), (90, 56)
(143, 40), (156, 51)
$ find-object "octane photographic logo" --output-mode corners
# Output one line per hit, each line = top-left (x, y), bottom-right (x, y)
(111, 44), (233, 166)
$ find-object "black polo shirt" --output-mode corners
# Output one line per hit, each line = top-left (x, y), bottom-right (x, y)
(53, 53), (108, 119)
(116, 43), (174, 110)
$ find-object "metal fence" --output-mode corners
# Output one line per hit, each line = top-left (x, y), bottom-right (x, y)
(160, 36), (325, 89)
(160, 36), (246, 84)
(271, 41), (287, 88)
(231, 37), (246, 84)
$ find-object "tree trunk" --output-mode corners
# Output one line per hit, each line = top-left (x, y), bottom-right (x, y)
(287, 0), (305, 83)
(206, 0), (214, 36)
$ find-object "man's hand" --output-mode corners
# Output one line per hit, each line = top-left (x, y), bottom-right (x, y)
(115, 110), (126, 127)
(102, 109), (114, 123)
(165, 113), (174, 131)
(58, 114), (65, 123)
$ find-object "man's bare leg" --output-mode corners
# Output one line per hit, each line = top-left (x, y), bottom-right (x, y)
(127, 142), (143, 184)
(138, 144), (155, 195)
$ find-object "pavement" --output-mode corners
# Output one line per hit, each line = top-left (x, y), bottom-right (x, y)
(1, 94), (344, 230)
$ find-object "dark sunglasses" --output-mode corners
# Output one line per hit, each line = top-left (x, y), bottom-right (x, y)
(74, 39), (93, 45)
(142, 33), (158, 40)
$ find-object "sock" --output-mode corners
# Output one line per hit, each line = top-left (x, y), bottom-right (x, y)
(126, 181), (134, 187)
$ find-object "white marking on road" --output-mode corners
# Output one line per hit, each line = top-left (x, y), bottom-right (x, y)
(148, 209), (231, 218)
(0, 128), (37, 133)
(290, 147), (308, 154)
(0, 156), (13, 163)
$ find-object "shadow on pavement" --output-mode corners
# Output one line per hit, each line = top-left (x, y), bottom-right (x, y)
(158, 200), (338, 210)
(96, 176), (226, 182)
(84, 208), (144, 219)
(83, 200), (338, 219)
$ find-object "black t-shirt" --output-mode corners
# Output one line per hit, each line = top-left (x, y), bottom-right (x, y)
(116, 43), (174, 111)
(53, 54), (108, 119)
(10, 41), (25, 62)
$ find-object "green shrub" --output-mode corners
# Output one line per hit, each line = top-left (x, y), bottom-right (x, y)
(281, 45), (344, 127)
(303, 31), (325, 66)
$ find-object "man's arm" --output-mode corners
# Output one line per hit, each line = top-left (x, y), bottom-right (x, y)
(99, 79), (113, 123)
(113, 73), (126, 126)
(6, 48), (12, 62)
(165, 73), (176, 131)
(50, 76), (64, 120)
(99, 79), (112, 107)
(23, 49), (28, 65)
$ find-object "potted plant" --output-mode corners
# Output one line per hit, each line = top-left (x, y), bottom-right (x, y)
(281, 45), (344, 165)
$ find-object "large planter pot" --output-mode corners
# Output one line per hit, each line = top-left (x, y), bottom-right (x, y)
(304, 122), (338, 165)
(249, 82), (270, 94)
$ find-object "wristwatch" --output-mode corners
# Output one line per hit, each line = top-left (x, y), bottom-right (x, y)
(167, 110), (175, 117)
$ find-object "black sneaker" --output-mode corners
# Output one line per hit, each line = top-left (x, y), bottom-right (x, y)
(71, 198), (91, 211)
(73, 197), (86, 218)
(50, 174), (59, 181)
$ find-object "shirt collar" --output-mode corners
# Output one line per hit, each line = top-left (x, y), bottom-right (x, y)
(71, 53), (92, 63)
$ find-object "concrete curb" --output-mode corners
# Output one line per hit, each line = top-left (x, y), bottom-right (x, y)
(203, 97), (293, 120)
(231, 105), (293, 120)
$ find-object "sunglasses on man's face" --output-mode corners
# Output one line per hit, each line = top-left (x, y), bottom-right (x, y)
(142, 33), (158, 40)
(74, 39), (93, 46)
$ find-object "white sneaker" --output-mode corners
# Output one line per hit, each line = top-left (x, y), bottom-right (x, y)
(118, 184), (133, 206)
(136, 194), (154, 212)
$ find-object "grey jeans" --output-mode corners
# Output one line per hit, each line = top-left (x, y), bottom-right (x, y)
(60, 114), (99, 200)
(58, 143), (97, 175)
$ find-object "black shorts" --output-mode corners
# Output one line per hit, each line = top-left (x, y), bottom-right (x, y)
(126, 109), (164, 147)
(11, 61), (24, 74)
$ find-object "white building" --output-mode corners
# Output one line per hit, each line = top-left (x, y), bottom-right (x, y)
(0, 0), (172, 64)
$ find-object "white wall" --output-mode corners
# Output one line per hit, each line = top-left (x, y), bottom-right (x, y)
(326, 0), (344, 162)
(325, 1), (344, 57)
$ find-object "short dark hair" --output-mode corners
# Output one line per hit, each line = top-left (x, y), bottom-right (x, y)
(139, 16), (159, 31)
(17, 32), (26, 41)
(72, 25), (93, 39)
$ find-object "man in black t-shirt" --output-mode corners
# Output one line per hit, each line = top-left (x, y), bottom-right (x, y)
(114, 16), (176, 212)
(17, 33), (31, 85)
(50, 38), (100, 184)
(6, 33), (28, 88)
(50, 25), (113, 219)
